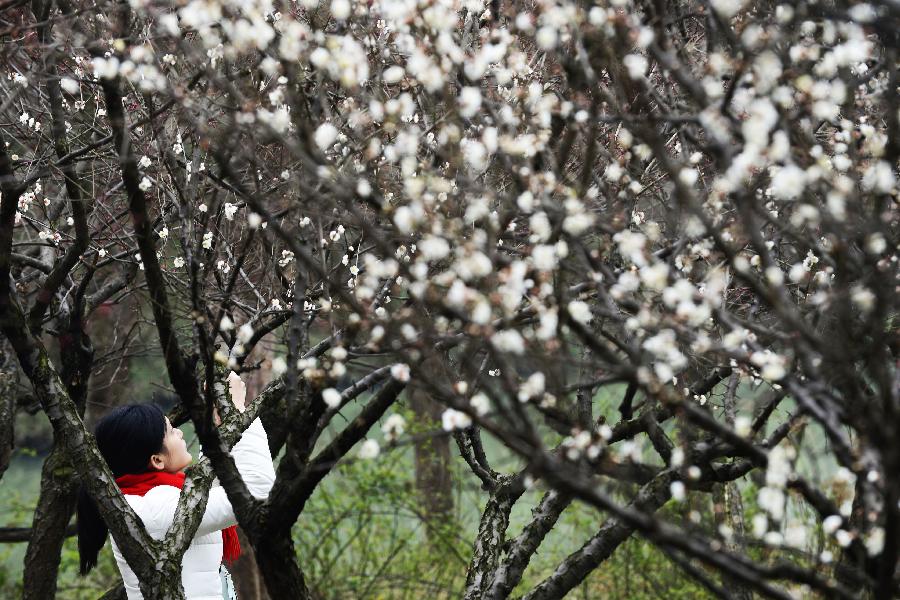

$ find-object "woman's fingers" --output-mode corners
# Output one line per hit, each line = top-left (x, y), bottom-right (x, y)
(227, 371), (247, 412)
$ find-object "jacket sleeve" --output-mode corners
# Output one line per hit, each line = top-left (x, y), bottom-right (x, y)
(193, 416), (276, 538)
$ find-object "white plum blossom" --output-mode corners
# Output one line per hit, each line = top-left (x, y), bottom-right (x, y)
(861, 161), (896, 193)
(441, 408), (472, 431)
(458, 87), (482, 118)
(864, 527), (885, 557)
(614, 230), (647, 265)
(223, 202), (239, 220)
(461, 138), (488, 172)
(91, 57), (120, 80)
(623, 54), (648, 79)
(271, 357), (287, 377)
(835, 530), (854, 548)
(419, 236), (451, 261)
(643, 329), (687, 379)
(322, 387), (342, 409)
(331, 0), (351, 20)
(823, 515), (843, 535)
(491, 329), (525, 355)
(390, 363), (411, 382)
(758, 486), (786, 521)
(358, 439), (380, 459)
(382, 66), (405, 84)
(59, 77), (80, 94)
(236, 323), (254, 344)
(314, 123), (339, 151)
(640, 262), (670, 291)
(470, 392), (490, 416)
(381, 414), (406, 441)
(517, 372), (546, 402)
(750, 350), (788, 382)
(531, 245), (558, 271)
(769, 164), (807, 200)
(535, 26), (557, 50)
(711, 0), (744, 18)
(257, 106), (291, 133)
(850, 285), (876, 313)
(567, 300), (592, 325)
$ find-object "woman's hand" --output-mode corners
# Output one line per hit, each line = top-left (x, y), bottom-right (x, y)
(227, 371), (247, 413)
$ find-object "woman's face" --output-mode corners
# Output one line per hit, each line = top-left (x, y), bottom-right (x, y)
(149, 418), (193, 473)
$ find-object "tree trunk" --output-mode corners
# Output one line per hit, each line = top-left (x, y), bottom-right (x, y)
(22, 444), (77, 600)
(409, 361), (453, 525)
(463, 475), (527, 600)
(0, 338), (15, 478)
(254, 526), (312, 600)
(464, 491), (516, 600)
(485, 490), (572, 598)
(139, 563), (188, 600)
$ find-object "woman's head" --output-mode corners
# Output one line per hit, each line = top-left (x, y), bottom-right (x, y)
(95, 403), (192, 476)
(78, 403), (192, 575)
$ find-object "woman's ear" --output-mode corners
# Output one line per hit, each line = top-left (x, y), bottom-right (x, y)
(147, 452), (167, 472)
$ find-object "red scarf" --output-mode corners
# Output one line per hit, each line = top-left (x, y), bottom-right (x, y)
(116, 471), (241, 563)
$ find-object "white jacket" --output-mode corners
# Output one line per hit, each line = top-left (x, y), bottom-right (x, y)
(111, 418), (276, 600)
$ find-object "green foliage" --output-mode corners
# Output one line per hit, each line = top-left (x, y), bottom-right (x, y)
(293, 442), (716, 600)
(294, 448), (470, 599)
(56, 539), (121, 599)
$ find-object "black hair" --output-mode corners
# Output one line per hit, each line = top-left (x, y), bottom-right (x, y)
(77, 403), (167, 575)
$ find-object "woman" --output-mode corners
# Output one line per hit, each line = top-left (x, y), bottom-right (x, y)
(77, 372), (275, 599)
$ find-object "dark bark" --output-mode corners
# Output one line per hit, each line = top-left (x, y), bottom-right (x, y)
(0, 524), (76, 543)
(484, 490), (572, 599)
(22, 445), (78, 600)
(0, 339), (15, 478)
(463, 475), (527, 600)
(259, 382), (289, 456)
(99, 80), (197, 411)
(464, 491), (517, 600)
(253, 527), (311, 600)
(98, 582), (127, 600)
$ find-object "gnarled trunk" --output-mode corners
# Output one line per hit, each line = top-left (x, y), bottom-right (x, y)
(22, 444), (77, 600)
